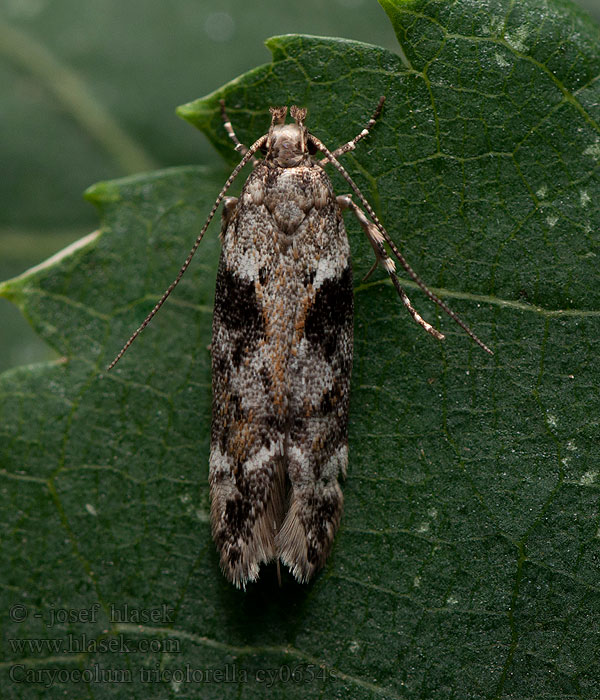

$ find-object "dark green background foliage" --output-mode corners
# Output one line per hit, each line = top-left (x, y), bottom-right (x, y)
(2, 0), (600, 697)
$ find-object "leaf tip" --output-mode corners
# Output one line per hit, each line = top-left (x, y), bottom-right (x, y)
(177, 94), (220, 134)
(175, 100), (196, 123)
(84, 181), (122, 207)
(264, 35), (287, 61)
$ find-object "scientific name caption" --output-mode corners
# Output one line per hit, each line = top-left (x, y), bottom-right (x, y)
(9, 663), (336, 689)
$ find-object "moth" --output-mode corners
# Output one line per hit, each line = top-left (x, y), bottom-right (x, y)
(108, 97), (491, 589)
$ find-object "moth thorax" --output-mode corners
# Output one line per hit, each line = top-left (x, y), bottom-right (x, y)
(268, 124), (307, 167)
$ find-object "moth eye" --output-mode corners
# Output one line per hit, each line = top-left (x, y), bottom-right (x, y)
(259, 144), (268, 155)
(308, 141), (317, 155)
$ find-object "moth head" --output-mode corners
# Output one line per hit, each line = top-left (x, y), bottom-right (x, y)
(265, 105), (312, 167)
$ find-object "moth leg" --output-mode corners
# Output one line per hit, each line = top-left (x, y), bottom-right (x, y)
(338, 194), (445, 342)
(329, 96), (385, 160)
(220, 99), (259, 166)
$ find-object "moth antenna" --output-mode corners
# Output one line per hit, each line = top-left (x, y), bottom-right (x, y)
(329, 96), (386, 160)
(106, 132), (268, 371)
(311, 134), (493, 355)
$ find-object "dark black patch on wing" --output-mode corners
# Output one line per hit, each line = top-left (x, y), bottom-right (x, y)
(214, 262), (264, 336)
(304, 265), (353, 360)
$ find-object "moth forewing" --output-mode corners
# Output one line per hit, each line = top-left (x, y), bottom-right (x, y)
(107, 97), (491, 590)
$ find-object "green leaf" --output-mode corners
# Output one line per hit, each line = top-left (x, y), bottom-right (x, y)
(2, 1), (600, 697)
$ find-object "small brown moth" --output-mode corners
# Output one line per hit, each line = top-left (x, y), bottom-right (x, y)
(108, 97), (491, 588)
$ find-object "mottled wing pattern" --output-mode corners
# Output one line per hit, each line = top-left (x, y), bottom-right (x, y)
(209, 162), (353, 587)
